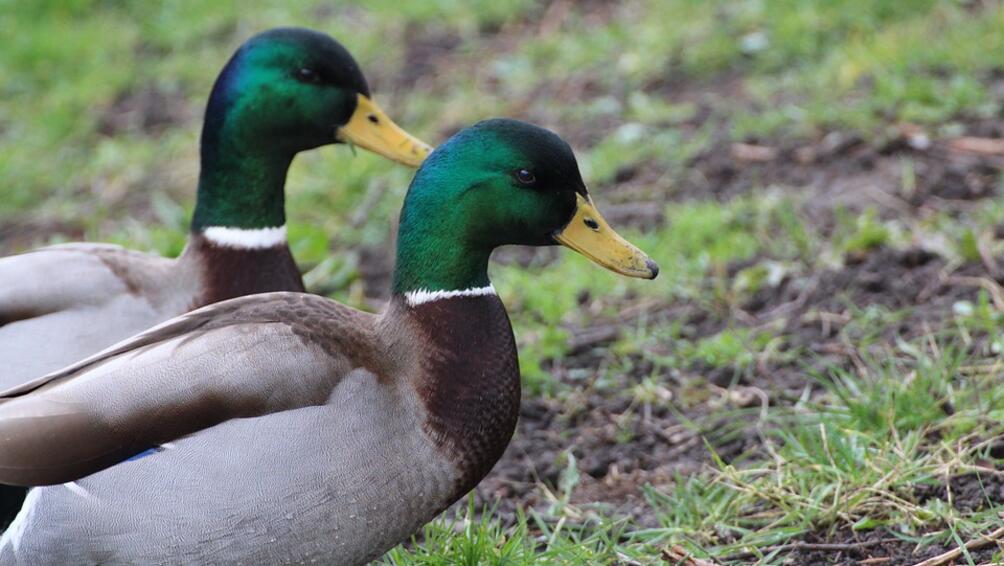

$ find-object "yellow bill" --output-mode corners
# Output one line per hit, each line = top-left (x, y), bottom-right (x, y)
(336, 94), (432, 167)
(554, 194), (659, 279)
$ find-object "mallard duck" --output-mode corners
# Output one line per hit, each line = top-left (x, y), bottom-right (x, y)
(0, 119), (657, 565)
(0, 27), (431, 388)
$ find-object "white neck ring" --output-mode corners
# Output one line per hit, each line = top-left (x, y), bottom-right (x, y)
(201, 225), (287, 249)
(404, 284), (497, 306)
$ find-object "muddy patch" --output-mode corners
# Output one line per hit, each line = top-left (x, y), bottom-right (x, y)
(752, 526), (1002, 565)
(474, 388), (759, 528)
(676, 129), (1003, 208)
(739, 246), (1001, 376)
(915, 472), (1004, 513)
(394, 25), (462, 91)
(98, 86), (191, 136)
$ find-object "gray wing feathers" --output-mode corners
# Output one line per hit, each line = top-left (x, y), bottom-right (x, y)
(0, 244), (190, 388)
(0, 292), (366, 486)
(0, 245), (133, 324)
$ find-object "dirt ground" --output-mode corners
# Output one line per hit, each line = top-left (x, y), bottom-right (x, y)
(462, 96), (1004, 562)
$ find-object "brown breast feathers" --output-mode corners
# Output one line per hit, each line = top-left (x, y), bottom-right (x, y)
(406, 294), (521, 497)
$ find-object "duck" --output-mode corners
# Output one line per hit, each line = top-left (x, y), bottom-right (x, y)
(0, 119), (658, 565)
(0, 27), (431, 389)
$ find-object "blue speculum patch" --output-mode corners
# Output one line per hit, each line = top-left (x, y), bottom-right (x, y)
(125, 447), (164, 462)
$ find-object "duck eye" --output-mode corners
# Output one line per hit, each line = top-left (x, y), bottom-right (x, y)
(296, 68), (322, 84)
(514, 169), (536, 185)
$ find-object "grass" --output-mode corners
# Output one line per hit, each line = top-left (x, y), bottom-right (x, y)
(5, 0), (1004, 563)
(385, 339), (1004, 565)
(382, 500), (642, 565)
(670, 344), (1004, 560)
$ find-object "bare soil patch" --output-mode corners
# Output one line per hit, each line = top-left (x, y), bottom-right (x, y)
(777, 527), (1000, 565)
(98, 86), (191, 137)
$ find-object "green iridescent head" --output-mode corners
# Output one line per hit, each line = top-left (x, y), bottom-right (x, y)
(393, 119), (658, 294)
(192, 28), (430, 231)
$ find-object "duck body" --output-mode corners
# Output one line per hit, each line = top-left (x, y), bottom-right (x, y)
(0, 291), (518, 565)
(0, 120), (655, 563)
(0, 244), (188, 386)
(0, 26), (430, 390)
(0, 234), (303, 388)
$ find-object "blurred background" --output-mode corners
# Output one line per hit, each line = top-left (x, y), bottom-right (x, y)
(4, 1), (1004, 563)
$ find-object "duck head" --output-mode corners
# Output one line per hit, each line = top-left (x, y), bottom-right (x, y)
(192, 28), (432, 232)
(202, 27), (430, 165)
(393, 119), (658, 296)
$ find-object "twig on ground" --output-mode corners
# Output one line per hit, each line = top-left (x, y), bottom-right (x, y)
(567, 325), (621, 355)
(722, 538), (902, 562)
(617, 299), (664, 323)
(908, 526), (1004, 566)
(945, 275), (1004, 311)
(755, 276), (819, 326)
(731, 142), (778, 163)
(946, 136), (1004, 156)
(662, 545), (720, 566)
(801, 310), (851, 338)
